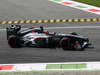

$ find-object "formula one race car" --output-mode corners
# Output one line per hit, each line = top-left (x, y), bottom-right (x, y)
(6, 25), (92, 51)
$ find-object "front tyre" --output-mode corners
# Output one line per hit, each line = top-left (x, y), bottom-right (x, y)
(60, 38), (70, 50)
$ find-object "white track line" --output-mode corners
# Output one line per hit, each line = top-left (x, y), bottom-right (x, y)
(45, 26), (100, 29)
(0, 26), (100, 31)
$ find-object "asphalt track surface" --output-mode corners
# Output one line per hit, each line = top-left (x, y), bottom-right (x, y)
(0, 0), (100, 64)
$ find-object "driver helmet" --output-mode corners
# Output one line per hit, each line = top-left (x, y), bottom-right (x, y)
(70, 32), (77, 35)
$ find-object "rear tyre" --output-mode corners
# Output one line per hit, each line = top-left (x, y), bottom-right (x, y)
(8, 35), (21, 48)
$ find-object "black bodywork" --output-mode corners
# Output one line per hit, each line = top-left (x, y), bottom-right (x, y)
(6, 25), (92, 51)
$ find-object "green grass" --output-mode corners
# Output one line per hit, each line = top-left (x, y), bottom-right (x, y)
(46, 64), (86, 69)
(74, 0), (100, 7)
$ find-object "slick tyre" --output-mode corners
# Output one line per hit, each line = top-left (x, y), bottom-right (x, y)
(60, 38), (70, 50)
(8, 35), (21, 48)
